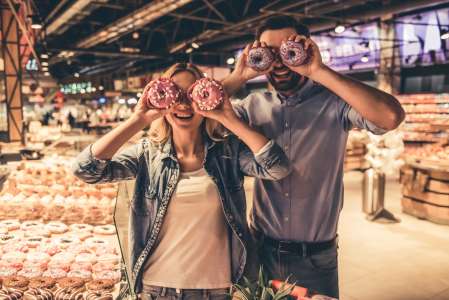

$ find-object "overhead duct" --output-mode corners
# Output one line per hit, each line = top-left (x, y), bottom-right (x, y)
(76, 0), (193, 49)
(46, 0), (108, 35)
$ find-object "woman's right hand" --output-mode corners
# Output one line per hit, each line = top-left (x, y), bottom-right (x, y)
(132, 86), (171, 125)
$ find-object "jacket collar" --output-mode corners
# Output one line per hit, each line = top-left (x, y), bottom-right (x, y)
(158, 127), (217, 162)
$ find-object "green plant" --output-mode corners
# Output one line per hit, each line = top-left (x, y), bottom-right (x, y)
(233, 267), (296, 300)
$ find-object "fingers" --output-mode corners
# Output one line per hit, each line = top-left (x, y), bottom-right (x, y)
(243, 44), (251, 56)
(252, 40), (260, 48)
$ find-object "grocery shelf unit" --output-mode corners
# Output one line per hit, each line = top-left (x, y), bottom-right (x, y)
(397, 94), (449, 145)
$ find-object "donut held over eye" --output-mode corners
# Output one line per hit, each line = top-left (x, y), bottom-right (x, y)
(144, 78), (181, 109)
(280, 40), (308, 66)
(188, 78), (224, 111)
(247, 47), (274, 71)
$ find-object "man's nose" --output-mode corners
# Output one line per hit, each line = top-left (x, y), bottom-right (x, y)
(273, 53), (284, 68)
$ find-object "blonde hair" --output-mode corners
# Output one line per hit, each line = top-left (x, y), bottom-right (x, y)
(149, 63), (226, 145)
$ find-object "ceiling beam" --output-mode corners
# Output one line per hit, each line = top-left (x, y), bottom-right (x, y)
(202, 0), (227, 21)
(75, 0), (193, 49)
(49, 48), (161, 60)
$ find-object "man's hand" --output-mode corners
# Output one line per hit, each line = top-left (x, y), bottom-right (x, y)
(223, 42), (273, 96)
(283, 35), (325, 79)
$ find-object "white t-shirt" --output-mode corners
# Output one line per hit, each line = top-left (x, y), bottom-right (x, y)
(143, 168), (231, 289)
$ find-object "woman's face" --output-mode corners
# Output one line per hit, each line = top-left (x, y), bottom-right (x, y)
(165, 71), (204, 132)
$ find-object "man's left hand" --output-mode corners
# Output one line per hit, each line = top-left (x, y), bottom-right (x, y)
(284, 35), (325, 78)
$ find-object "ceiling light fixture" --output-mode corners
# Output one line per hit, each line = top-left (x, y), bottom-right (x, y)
(42, 67), (48, 71)
(334, 24), (346, 34)
(44, 72), (50, 76)
(191, 42), (200, 49)
(41, 62), (48, 66)
(132, 32), (139, 39)
(74, 73), (80, 78)
(360, 55), (369, 63)
(30, 15), (42, 30)
(226, 57), (235, 65)
(441, 28), (449, 40)
(40, 54), (49, 59)
(185, 48), (193, 54)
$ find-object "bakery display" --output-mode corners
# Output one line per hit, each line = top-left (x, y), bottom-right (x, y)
(0, 155), (125, 299)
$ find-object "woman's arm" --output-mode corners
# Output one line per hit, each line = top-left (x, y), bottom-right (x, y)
(72, 94), (170, 183)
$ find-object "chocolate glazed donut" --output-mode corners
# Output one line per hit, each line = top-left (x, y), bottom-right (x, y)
(23, 288), (53, 300)
(54, 287), (85, 300)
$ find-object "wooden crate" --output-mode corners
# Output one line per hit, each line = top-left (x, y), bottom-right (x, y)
(400, 162), (449, 225)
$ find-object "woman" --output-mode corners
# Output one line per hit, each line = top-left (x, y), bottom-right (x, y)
(72, 63), (291, 299)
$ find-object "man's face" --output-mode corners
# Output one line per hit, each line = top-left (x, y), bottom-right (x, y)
(259, 27), (304, 94)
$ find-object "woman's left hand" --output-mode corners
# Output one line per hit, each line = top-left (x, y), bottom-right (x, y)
(192, 95), (237, 126)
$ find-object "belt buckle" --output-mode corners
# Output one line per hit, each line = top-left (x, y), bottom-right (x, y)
(278, 240), (293, 253)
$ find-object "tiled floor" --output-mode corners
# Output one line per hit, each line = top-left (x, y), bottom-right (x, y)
(244, 171), (449, 300)
(335, 172), (449, 300)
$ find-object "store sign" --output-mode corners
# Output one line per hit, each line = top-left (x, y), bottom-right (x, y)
(396, 7), (449, 66)
(312, 22), (381, 71)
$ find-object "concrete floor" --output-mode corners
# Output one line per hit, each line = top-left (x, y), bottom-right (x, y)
(333, 172), (449, 300)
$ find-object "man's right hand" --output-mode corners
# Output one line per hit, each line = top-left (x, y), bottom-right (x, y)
(223, 41), (273, 97)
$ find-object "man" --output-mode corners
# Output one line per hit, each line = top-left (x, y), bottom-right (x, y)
(223, 16), (405, 298)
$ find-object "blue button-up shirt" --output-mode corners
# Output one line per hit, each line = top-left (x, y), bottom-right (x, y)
(233, 79), (386, 242)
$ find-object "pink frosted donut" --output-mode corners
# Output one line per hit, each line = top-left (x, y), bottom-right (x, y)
(26, 252), (50, 264)
(2, 251), (26, 263)
(94, 244), (116, 256)
(247, 47), (274, 71)
(46, 222), (69, 234)
(0, 219), (20, 231)
(43, 268), (67, 279)
(68, 269), (92, 280)
(188, 78), (224, 111)
(93, 225), (115, 235)
(280, 40), (308, 66)
(0, 226), (8, 234)
(0, 266), (18, 277)
(51, 236), (80, 250)
(85, 238), (109, 251)
(93, 270), (121, 283)
(75, 253), (97, 265)
(48, 260), (71, 272)
(24, 236), (45, 248)
(38, 243), (61, 256)
(2, 241), (28, 253)
(69, 224), (93, 233)
(0, 233), (17, 245)
(96, 254), (120, 265)
(51, 252), (75, 265)
(144, 78), (181, 109)
(23, 260), (48, 271)
(18, 266), (43, 278)
(71, 262), (92, 272)
(92, 262), (118, 274)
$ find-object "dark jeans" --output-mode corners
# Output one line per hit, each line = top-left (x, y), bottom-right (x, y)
(259, 239), (339, 299)
(141, 285), (231, 300)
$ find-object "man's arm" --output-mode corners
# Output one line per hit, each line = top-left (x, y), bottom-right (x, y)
(289, 35), (405, 131)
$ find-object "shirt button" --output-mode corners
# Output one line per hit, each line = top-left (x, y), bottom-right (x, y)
(284, 217), (289, 222)
(285, 123), (289, 128)
(285, 193), (289, 197)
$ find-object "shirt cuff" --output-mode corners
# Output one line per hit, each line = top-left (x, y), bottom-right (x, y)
(254, 140), (274, 157)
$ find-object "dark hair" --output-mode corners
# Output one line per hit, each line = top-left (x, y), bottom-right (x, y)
(256, 15), (310, 39)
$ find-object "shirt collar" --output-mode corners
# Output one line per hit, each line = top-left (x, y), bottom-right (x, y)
(277, 78), (314, 104)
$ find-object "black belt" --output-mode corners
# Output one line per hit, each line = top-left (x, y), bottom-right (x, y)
(264, 236), (337, 256)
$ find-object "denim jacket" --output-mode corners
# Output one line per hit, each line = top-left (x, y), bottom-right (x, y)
(72, 133), (291, 294)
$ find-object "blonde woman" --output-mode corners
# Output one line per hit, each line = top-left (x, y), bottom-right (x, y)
(72, 63), (290, 299)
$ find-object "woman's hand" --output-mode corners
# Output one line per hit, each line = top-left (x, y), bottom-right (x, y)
(132, 86), (171, 125)
(283, 35), (325, 78)
(191, 94), (237, 126)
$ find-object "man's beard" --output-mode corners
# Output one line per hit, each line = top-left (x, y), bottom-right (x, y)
(267, 67), (303, 94)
